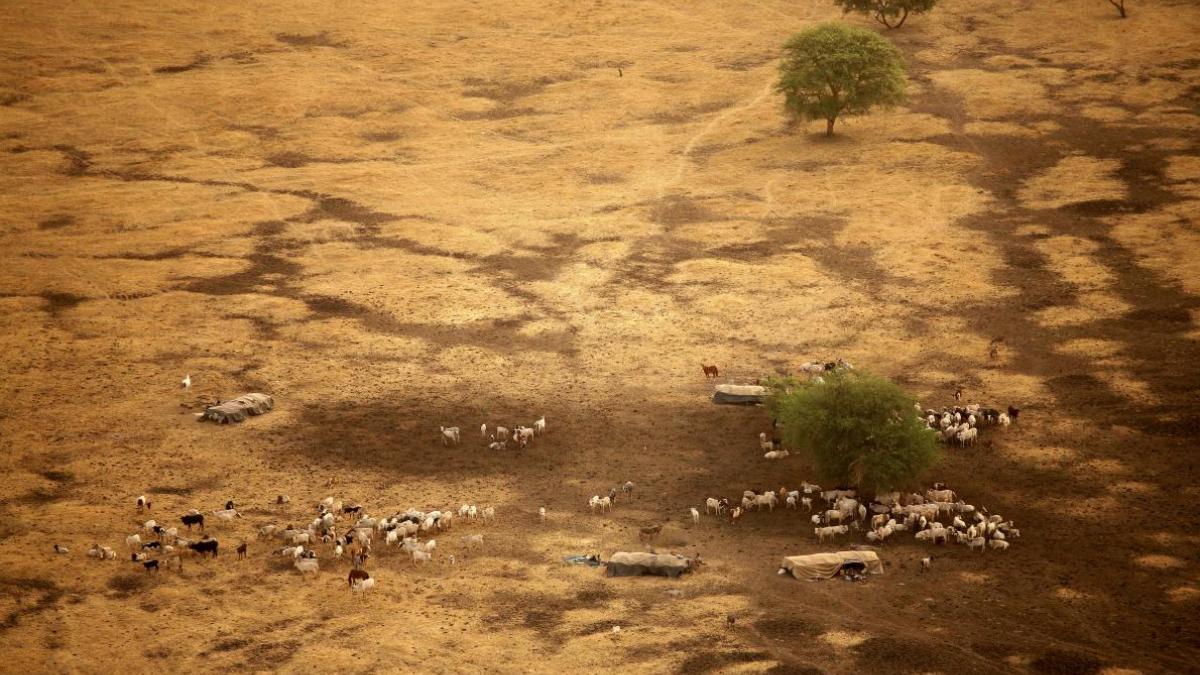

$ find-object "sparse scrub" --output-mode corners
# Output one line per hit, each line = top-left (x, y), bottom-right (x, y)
(833, 0), (938, 28)
(775, 23), (907, 136)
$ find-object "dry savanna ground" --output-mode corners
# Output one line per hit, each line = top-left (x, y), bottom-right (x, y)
(1, 0), (1198, 672)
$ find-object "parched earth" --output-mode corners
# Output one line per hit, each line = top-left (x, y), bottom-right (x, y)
(0, 0), (1197, 672)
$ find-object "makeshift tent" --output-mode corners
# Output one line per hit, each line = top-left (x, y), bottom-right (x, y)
(712, 384), (768, 405)
(200, 393), (274, 424)
(605, 552), (695, 578)
(781, 551), (884, 580)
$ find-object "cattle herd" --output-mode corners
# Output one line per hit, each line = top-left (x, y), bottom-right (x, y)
(61, 398), (1023, 590)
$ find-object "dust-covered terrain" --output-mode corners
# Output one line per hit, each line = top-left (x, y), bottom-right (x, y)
(1, 0), (1198, 672)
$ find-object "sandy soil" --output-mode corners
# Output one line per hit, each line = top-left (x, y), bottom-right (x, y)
(1, 0), (1198, 672)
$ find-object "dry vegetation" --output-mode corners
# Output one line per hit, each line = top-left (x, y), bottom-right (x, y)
(0, 0), (1198, 672)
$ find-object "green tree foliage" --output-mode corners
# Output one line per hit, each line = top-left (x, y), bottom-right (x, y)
(833, 0), (938, 28)
(775, 23), (907, 137)
(765, 370), (940, 494)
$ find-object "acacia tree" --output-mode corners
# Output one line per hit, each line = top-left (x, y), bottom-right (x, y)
(775, 23), (907, 137)
(1106, 0), (1127, 18)
(834, 0), (938, 28)
(765, 370), (940, 495)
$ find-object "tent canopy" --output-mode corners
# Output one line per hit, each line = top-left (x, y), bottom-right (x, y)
(712, 384), (768, 405)
(200, 393), (274, 424)
(782, 551), (884, 580)
(606, 552), (695, 578)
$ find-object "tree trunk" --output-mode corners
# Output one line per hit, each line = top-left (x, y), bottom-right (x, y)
(826, 118), (835, 137)
(878, 8), (909, 28)
(1108, 0), (1126, 18)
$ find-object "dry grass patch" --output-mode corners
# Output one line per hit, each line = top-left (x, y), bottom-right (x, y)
(1019, 156), (1127, 210)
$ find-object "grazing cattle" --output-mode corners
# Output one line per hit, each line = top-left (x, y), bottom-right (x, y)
(189, 539), (219, 558)
(701, 364), (719, 379)
(348, 569), (370, 587)
(181, 513), (204, 530)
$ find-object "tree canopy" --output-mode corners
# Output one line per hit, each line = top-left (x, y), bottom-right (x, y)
(833, 0), (938, 28)
(775, 23), (907, 136)
(766, 370), (940, 494)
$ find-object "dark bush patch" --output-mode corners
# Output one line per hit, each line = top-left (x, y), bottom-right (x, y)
(1030, 649), (1103, 675)
(38, 470), (73, 483)
(679, 650), (771, 673)
(37, 215), (74, 230)
(107, 573), (149, 596)
(275, 32), (347, 48)
(154, 54), (211, 74)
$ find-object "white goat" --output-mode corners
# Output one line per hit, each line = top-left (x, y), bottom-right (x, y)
(440, 426), (461, 446)
(690, 507), (700, 525)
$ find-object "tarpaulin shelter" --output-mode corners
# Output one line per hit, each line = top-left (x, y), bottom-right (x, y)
(712, 384), (768, 405)
(605, 552), (695, 578)
(781, 551), (884, 580)
(200, 393), (274, 424)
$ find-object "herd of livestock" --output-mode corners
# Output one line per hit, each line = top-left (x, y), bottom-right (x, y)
(61, 395), (1024, 589)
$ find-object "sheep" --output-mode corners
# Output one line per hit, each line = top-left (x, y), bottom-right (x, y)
(801, 482), (821, 494)
(952, 516), (967, 530)
(468, 506), (478, 519)
(439, 513), (453, 530)
(211, 509), (241, 523)
(126, 534), (142, 550)
(142, 519), (158, 532)
(754, 493), (778, 511)
(824, 509), (845, 525)
(622, 481), (635, 497)
(482, 507), (495, 521)
(763, 450), (790, 460)
(815, 525), (848, 543)
(998, 413), (1011, 427)
(801, 497), (813, 512)
(705, 497), (722, 514)
(786, 495), (797, 509)
(295, 558), (319, 574)
(926, 489), (956, 503)
(411, 549), (431, 565)
(811, 514), (822, 525)
(690, 507), (700, 525)
(533, 416), (546, 435)
(440, 426), (461, 446)
(276, 495), (290, 504)
(461, 534), (484, 547)
(729, 507), (743, 523)
(589, 495), (601, 512)
(988, 539), (1009, 551)
(351, 577), (376, 593)
(494, 426), (510, 441)
(599, 497), (612, 512)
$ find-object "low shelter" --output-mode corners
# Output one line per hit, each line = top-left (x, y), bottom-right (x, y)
(781, 551), (884, 580)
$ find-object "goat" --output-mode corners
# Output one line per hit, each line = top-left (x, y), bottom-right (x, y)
(533, 416), (546, 435)
(763, 450), (790, 460)
(294, 558), (319, 574)
(705, 497), (722, 514)
(920, 556), (931, 572)
(411, 549), (431, 565)
(440, 426), (461, 446)
(126, 534), (142, 550)
(461, 534), (484, 547)
(701, 364), (719, 379)
(539, 507), (546, 523)
(622, 481), (635, 497)
(54, 544), (69, 555)
(481, 423), (488, 439)
(181, 374), (191, 390)
(348, 569), (370, 587)
(210, 509), (241, 523)
(815, 525), (848, 543)
(143, 559), (160, 573)
(136, 495), (151, 511)
(758, 432), (773, 453)
(638, 524), (663, 544)
(690, 507), (700, 525)
(181, 513), (205, 530)
(236, 541), (247, 559)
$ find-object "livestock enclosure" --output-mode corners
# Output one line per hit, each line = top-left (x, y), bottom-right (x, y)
(1, 0), (1198, 673)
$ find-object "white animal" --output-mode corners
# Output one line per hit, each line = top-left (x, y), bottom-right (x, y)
(599, 496), (612, 512)
(294, 558), (319, 574)
(258, 525), (277, 538)
(54, 544), (69, 555)
(754, 493), (778, 511)
(758, 432), (774, 452)
(440, 426), (461, 446)
(351, 577), (376, 593)
(690, 507), (700, 525)
(212, 509), (241, 522)
(533, 416), (546, 435)
(481, 423), (488, 439)
(495, 426), (509, 441)
(763, 450), (790, 460)
(125, 534), (142, 550)
(136, 495), (150, 511)
(801, 482), (821, 494)
(482, 506), (495, 521)
(539, 507), (546, 522)
(461, 534), (484, 547)
(335, 544), (344, 559)
(811, 514), (822, 525)
(181, 374), (191, 389)
(468, 505), (478, 519)
(815, 525), (848, 543)
(705, 497), (722, 514)
(921, 556), (931, 572)
(786, 495), (797, 509)
(988, 539), (1009, 551)
(412, 549), (431, 564)
(998, 413), (1011, 427)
